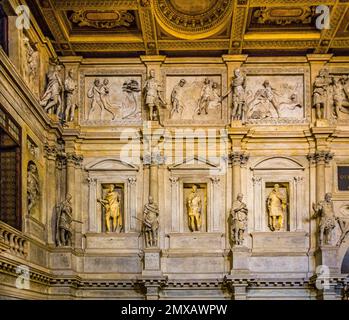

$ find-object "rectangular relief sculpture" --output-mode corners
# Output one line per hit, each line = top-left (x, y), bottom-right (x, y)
(82, 74), (143, 125)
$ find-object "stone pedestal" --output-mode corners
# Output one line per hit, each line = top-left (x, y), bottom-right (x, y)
(142, 248), (162, 277)
(231, 120), (243, 128)
(315, 119), (329, 127)
(230, 246), (250, 274)
(315, 245), (339, 273)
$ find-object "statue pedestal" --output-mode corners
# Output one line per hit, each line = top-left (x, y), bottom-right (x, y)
(142, 248), (162, 277)
(315, 119), (329, 127)
(315, 245), (339, 273)
(230, 246), (250, 275)
(144, 120), (162, 130)
(231, 120), (243, 128)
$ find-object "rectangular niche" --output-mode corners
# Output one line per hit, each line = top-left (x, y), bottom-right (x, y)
(338, 166), (349, 191)
(99, 183), (124, 233)
(265, 182), (290, 232)
(183, 183), (207, 232)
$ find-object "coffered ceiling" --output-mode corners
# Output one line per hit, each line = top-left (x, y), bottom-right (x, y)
(14, 0), (349, 56)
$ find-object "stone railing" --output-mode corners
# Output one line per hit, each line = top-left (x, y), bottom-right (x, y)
(0, 222), (28, 257)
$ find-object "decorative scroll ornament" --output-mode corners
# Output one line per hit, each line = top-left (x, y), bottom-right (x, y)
(153, 0), (233, 40)
(70, 10), (134, 29)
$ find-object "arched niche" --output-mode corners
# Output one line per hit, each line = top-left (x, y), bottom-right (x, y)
(342, 248), (349, 273)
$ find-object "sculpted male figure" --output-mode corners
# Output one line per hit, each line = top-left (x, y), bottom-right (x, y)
(143, 196), (159, 248)
(187, 185), (202, 232)
(27, 162), (40, 214)
(64, 69), (78, 122)
(312, 193), (338, 245)
(170, 79), (186, 118)
(267, 184), (287, 231)
(98, 184), (122, 233)
(230, 193), (248, 245)
(144, 69), (166, 121)
(222, 69), (246, 121)
(56, 194), (73, 247)
(313, 69), (331, 120)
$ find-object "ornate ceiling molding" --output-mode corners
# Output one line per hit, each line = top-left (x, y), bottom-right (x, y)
(152, 0), (234, 40)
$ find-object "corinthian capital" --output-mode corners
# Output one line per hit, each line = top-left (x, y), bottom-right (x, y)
(230, 151), (249, 166)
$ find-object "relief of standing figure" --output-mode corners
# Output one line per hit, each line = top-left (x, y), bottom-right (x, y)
(187, 185), (202, 232)
(267, 184), (287, 231)
(64, 69), (78, 122)
(40, 64), (63, 117)
(56, 194), (73, 247)
(143, 69), (167, 121)
(170, 79), (186, 118)
(313, 68), (331, 120)
(222, 69), (246, 121)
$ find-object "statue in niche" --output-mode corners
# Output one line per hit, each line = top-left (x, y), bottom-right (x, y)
(121, 80), (141, 119)
(332, 76), (349, 118)
(230, 193), (248, 246)
(222, 69), (246, 121)
(197, 78), (211, 115)
(170, 79), (186, 118)
(27, 161), (40, 214)
(64, 69), (78, 122)
(312, 193), (338, 246)
(40, 63), (64, 117)
(187, 185), (202, 232)
(56, 194), (73, 247)
(267, 184), (287, 231)
(87, 78), (116, 120)
(313, 68), (331, 120)
(98, 184), (122, 233)
(143, 196), (159, 248)
(143, 69), (167, 121)
(247, 80), (280, 119)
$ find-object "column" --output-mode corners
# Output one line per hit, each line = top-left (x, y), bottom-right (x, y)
(127, 177), (137, 231)
(44, 144), (57, 245)
(315, 151), (333, 202)
(169, 177), (179, 232)
(230, 152), (249, 201)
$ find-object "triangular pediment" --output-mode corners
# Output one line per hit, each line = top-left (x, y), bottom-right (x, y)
(169, 156), (220, 171)
(85, 158), (138, 171)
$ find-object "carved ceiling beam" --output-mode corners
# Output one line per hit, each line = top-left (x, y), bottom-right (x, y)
(138, 0), (158, 55)
(158, 40), (230, 51)
(314, 1), (348, 54)
(228, 0), (249, 54)
(248, 0), (336, 7)
(36, 0), (74, 54)
(243, 39), (319, 50)
(70, 42), (145, 52)
(51, 0), (139, 10)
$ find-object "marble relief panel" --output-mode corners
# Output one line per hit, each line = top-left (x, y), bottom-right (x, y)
(162, 68), (228, 125)
(244, 67), (310, 124)
(80, 70), (144, 125)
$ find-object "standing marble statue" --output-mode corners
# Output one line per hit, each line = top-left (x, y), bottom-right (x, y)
(98, 184), (122, 233)
(143, 196), (159, 248)
(312, 193), (338, 246)
(40, 64), (64, 117)
(64, 69), (78, 122)
(187, 185), (202, 232)
(313, 68), (331, 120)
(27, 161), (40, 214)
(230, 193), (248, 245)
(267, 184), (287, 231)
(56, 194), (73, 247)
(222, 69), (246, 121)
(143, 69), (166, 121)
(170, 79), (186, 118)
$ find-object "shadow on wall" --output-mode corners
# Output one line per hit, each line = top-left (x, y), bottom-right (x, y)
(342, 248), (349, 273)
